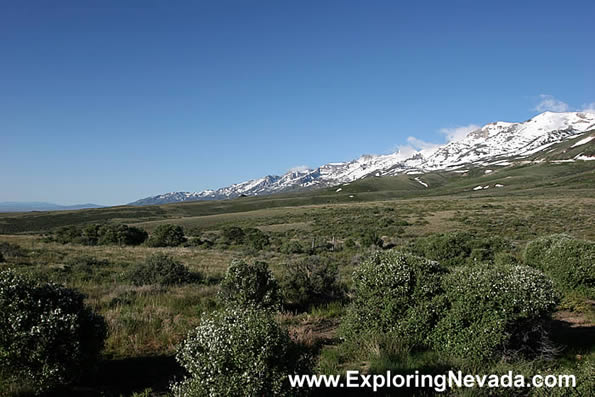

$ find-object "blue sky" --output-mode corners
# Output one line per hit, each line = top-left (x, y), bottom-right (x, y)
(1, 1), (594, 205)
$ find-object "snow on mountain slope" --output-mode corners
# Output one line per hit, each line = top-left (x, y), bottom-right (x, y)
(417, 112), (595, 170)
(130, 112), (595, 205)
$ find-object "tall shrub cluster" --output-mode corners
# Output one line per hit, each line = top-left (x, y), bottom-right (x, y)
(146, 224), (187, 247)
(280, 256), (345, 311)
(54, 223), (147, 246)
(431, 264), (559, 361)
(218, 260), (281, 309)
(408, 231), (511, 267)
(0, 270), (107, 392)
(341, 249), (560, 363)
(341, 250), (446, 349)
(524, 234), (594, 293)
(172, 307), (304, 397)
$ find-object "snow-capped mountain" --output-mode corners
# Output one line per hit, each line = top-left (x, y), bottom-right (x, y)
(416, 112), (595, 170)
(130, 111), (595, 205)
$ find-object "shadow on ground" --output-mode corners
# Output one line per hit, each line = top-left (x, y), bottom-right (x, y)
(550, 309), (595, 352)
(49, 355), (181, 397)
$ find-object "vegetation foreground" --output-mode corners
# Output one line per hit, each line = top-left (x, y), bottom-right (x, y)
(0, 186), (593, 396)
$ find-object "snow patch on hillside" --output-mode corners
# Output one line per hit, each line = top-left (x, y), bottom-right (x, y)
(572, 135), (594, 148)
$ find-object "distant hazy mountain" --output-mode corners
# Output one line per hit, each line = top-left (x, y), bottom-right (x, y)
(0, 202), (104, 212)
(130, 111), (595, 206)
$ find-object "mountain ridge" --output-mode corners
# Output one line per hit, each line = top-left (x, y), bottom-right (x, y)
(130, 111), (595, 206)
(0, 202), (105, 213)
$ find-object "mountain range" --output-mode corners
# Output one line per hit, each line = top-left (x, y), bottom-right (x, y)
(0, 202), (104, 213)
(130, 111), (595, 206)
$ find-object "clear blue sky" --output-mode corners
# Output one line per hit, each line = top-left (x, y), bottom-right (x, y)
(1, 0), (594, 205)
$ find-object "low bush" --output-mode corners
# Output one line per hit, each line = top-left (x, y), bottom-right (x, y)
(431, 264), (559, 362)
(279, 240), (304, 254)
(60, 255), (111, 282)
(523, 234), (569, 266)
(524, 234), (594, 293)
(359, 230), (383, 248)
(245, 228), (270, 250)
(0, 270), (107, 392)
(65, 255), (110, 268)
(530, 358), (594, 397)
(341, 250), (446, 349)
(408, 231), (511, 267)
(171, 306), (308, 397)
(0, 242), (27, 259)
(494, 251), (520, 266)
(129, 253), (196, 286)
(343, 238), (356, 250)
(219, 260), (281, 309)
(280, 256), (346, 311)
(54, 225), (82, 244)
(221, 226), (245, 245)
(146, 224), (186, 247)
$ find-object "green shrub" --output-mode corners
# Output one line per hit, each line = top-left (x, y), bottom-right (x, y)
(280, 256), (346, 311)
(530, 358), (594, 397)
(60, 255), (111, 282)
(524, 234), (594, 293)
(171, 307), (308, 397)
(190, 237), (214, 249)
(80, 223), (101, 245)
(126, 226), (149, 245)
(341, 250), (446, 348)
(221, 226), (245, 245)
(0, 242), (27, 259)
(52, 223), (148, 246)
(523, 234), (568, 267)
(245, 228), (270, 250)
(431, 264), (559, 362)
(65, 255), (110, 268)
(408, 231), (511, 267)
(97, 224), (148, 246)
(146, 224), (186, 247)
(280, 240), (304, 254)
(54, 225), (82, 244)
(360, 230), (383, 248)
(0, 270), (107, 392)
(494, 251), (520, 266)
(129, 253), (196, 286)
(343, 238), (356, 249)
(219, 260), (281, 309)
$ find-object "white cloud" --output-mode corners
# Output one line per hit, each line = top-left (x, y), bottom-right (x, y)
(406, 136), (441, 151)
(393, 136), (443, 160)
(581, 102), (595, 113)
(439, 124), (481, 142)
(534, 94), (569, 112)
(392, 125), (479, 160)
(288, 165), (310, 173)
(392, 143), (419, 160)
